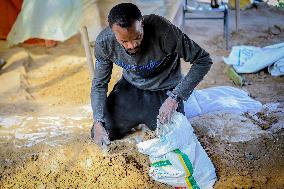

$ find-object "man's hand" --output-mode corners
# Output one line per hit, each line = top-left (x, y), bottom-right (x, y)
(158, 97), (178, 124)
(91, 121), (110, 146)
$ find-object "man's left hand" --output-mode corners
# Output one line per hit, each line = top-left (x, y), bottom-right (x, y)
(158, 97), (178, 124)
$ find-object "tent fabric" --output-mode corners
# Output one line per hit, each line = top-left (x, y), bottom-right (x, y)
(7, 0), (83, 45)
(0, 0), (23, 39)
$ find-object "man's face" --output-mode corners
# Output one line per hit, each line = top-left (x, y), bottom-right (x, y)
(112, 20), (144, 55)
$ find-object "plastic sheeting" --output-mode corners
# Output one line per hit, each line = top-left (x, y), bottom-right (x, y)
(223, 42), (284, 76)
(137, 112), (217, 189)
(268, 58), (284, 77)
(184, 86), (262, 118)
(7, 0), (83, 45)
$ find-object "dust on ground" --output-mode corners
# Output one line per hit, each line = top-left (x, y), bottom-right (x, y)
(1, 3), (284, 189)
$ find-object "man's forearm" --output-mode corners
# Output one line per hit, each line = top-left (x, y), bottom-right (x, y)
(91, 77), (108, 122)
(172, 60), (212, 101)
(162, 25), (213, 100)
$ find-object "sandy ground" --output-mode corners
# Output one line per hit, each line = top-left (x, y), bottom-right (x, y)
(0, 2), (284, 189)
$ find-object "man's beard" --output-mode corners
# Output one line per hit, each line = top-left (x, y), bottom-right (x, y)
(126, 46), (140, 55)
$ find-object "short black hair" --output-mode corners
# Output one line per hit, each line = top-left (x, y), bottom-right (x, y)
(108, 3), (142, 28)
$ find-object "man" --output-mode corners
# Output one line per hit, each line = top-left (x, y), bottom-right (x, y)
(91, 3), (212, 146)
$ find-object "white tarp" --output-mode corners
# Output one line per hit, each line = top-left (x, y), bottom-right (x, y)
(268, 58), (284, 77)
(184, 86), (262, 118)
(137, 112), (217, 188)
(7, 0), (83, 45)
(223, 42), (284, 76)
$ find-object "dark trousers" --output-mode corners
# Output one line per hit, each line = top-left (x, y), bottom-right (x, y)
(104, 78), (184, 141)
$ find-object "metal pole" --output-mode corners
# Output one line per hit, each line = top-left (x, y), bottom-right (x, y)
(224, 6), (229, 50)
(235, 0), (240, 31)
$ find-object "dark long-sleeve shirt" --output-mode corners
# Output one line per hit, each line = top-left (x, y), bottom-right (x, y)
(91, 14), (212, 122)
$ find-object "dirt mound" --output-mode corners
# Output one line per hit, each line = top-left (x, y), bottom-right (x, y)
(0, 137), (171, 188)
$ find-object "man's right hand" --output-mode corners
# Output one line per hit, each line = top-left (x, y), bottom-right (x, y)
(91, 121), (110, 146)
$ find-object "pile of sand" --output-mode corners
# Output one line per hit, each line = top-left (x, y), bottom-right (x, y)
(0, 136), (171, 188)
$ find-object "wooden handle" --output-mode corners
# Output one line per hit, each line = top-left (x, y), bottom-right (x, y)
(80, 26), (95, 79)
